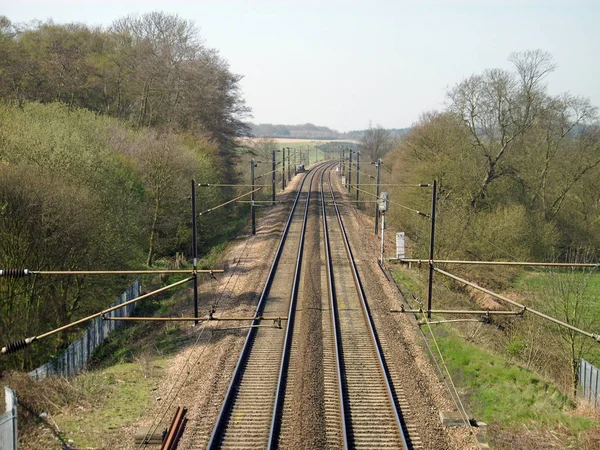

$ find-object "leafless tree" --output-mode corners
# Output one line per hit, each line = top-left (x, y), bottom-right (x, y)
(359, 124), (394, 161)
(448, 50), (556, 208)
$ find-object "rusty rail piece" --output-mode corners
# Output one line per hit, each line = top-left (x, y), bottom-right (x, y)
(323, 168), (410, 449)
(159, 406), (187, 450)
(207, 162), (331, 449)
(1, 277), (193, 354)
(435, 268), (600, 343)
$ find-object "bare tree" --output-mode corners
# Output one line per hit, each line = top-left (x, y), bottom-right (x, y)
(249, 137), (278, 161)
(448, 49), (556, 209)
(359, 124), (394, 161)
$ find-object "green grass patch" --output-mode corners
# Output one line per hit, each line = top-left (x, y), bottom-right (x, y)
(429, 325), (594, 433)
(513, 270), (600, 301)
(57, 360), (165, 448)
(392, 267), (423, 296)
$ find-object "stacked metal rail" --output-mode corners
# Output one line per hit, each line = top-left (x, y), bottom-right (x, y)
(321, 168), (410, 449)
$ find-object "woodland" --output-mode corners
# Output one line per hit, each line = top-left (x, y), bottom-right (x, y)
(0, 12), (250, 373)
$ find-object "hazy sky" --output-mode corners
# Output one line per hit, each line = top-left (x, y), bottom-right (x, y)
(2, 0), (599, 131)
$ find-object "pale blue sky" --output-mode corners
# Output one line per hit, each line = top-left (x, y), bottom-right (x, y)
(2, 0), (599, 131)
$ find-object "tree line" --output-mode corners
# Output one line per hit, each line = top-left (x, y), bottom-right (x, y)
(0, 13), (249, 170)
(0, 12), (251, 374)
(387, 50), (600, 263)
(248, 121), (409, 141)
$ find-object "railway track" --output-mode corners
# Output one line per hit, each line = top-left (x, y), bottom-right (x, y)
(206, 163), (417, 449)
(320, 169), (412, 449)
(207, 163), (328, 449)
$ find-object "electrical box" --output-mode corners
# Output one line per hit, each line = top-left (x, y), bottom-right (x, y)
(396, 232), (406, 259)
(341, 176), (346, 186)
(378, 192), (389, 212)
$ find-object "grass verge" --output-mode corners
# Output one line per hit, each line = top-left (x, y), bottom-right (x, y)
(393, 266), (600, 449)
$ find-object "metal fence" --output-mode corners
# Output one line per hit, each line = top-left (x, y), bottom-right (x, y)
(0, 386), (17, 450)
(579, 358), (600, 410)
(29, 280), (140, 380)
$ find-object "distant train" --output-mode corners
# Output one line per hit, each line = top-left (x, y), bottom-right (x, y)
(296, 164), (305, 173)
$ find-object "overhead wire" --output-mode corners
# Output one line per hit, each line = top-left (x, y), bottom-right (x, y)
(353, 186), (430, 217)
(386, 262), (480, 446)
(197, 188), (261, 217)
(420, 312), (481, 448)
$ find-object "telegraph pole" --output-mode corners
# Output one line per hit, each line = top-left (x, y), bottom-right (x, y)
(356, 151), (360, 202)
(272, 149), (276, 202)
(282, 148), (286, 190)
(374, 159), (382, 235)
(191, 179), (199, 325)
(251, 159), (256, 235)
(348, 149), (353, 192)
(427, 180), (438, 319)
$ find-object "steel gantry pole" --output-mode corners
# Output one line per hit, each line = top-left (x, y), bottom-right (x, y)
(287, 148), (291, 182)
(191, 179), (199, 325)
(356, 151), (360, 202)
(272, 150), (276, 202)
(374, 159), (382, 234)
(282, 148), (286, 190)
(427, 180), (438, 319)
(294, 147), (297, 174)
(251, 159), (256, 235)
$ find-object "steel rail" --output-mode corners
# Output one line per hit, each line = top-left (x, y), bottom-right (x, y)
(327, 169), (410, 449)
(348, 183), (433, 187)
(435, 267), (600, 343)
(320, 168), (350, 450)
(1, 277), (193, 354)
(198, 188), (262, 217)
(0, 269), (221, 276)
(206, 163), (321, 449)
(102, 316), (288, 322)
(398, 258), (600, 268)
(353, 187), (430, 218)
(392, 308), (523, 316)
(267, 163), (331, 448)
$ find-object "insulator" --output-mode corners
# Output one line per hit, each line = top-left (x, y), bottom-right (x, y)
(0, 269), (29, 278)
(2, 339), (30, 354)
